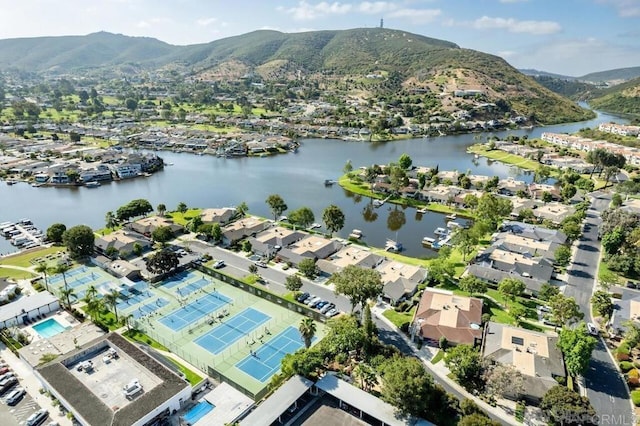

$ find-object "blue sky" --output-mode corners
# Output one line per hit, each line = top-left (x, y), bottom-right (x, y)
(1, 0), (639, 76)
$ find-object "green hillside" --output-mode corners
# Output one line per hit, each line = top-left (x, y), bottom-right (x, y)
(0, 28), (594, 124)
(579, 66), (640, 83)
(589, 77), (640, 116)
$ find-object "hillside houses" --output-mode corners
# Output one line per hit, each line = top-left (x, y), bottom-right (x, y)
(542, 132), (640, 166)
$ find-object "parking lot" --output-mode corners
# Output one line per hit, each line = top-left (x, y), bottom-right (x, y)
(0, 386), (41, 426)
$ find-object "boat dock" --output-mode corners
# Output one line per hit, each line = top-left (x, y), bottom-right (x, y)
(373, 195), (392, 208)
(349, 229), (363, 240)
(385, 239), (402, 252)
(1, 219), (46, 250)
(431, 234), (453, 250)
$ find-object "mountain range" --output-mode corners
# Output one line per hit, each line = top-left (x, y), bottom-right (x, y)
(0, 29), (599, 123)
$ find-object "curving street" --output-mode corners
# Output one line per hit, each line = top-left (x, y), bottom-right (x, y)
(564, 191), (634, 425)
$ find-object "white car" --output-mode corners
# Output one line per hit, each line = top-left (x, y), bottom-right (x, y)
(212, 260), (225, 269)
(587, 322), (598, 336)
(5, 386), (26, 405)
(26, 409), (49, 426)
(305, 297), (321, 306)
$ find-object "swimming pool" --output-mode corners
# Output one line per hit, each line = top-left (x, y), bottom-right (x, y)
(183, 400), (215, 425)
(32, 318), (68, 338)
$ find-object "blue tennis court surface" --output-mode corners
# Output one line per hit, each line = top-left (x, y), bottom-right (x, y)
(195, 308), (271, 355)
(176, 277), (211, 297)
(161, 270), (202, 289)
(159, 291), (232, 331)
(132, 298), (170, 319)
(235, 326), (308, 382)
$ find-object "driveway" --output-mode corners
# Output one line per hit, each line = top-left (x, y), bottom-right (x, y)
(564, 191), (634, 424)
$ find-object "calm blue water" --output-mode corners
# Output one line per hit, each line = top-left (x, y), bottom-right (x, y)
(183, 401), (215, 425)
(0, 107), (628, 257)
(32, 318), (67, 338)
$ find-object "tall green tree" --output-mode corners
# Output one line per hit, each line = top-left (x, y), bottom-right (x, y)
(152, 226), (174, 244)
(451, 228), (479, 261)
(322, 204), (345, 235)
(266, 194), (288, 221)
(157, 203), (167, 216)
(398, 153), (413, 170)
(146, 250), (179, 274)
(591, 290), (613, 319)
(62, 225), (95, 259)
(333, 265), (383, 312)
(176, 202), (188, 213)
(549, 293), (583, 327)
(46, 223), (67, 244)
(458, 275), (487, 295)
(379, 355), (434, 416)
(104, 289), (120, 322)
(353, 363), (378, 392)
(35, 262), (51, 292)
(298, 317), (317, 349)
(105, 211), (117, 230)
(540, 385), (597, 426)
(285, 275), (303, 292)
(558, 323), (597, 377)
(288, 207), (315, 229)
(236, 201), (249, 217)
(497, 278), (525, 308)
(444, 344), (484, 391)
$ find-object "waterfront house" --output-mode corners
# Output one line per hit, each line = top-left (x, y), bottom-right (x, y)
(482, 322), (565, 404)
(277, 235), (341, 266)
(200, 207), (237, 225)
(497, 177), (527, 196)
(221, 217), (270, 247)
(532, 203), (574, 224)
(127, 217), (184, 238)
(95, 230), (152, 258)
(412, 288), (483, 346)
(316, 246), (384, 276)
(113, 163), (142, 179)
(378, 260), (428, 305)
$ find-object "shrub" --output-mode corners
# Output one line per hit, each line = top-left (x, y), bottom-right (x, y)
(632, 390), (640, 406)
(618, 342), (632, 355)
(400, 322), (410, 333)
(617, 352), (631, 361)
(554, 376), (566, 385)
(629, 369), (640, 379)
(629, 377), (640, 388)
(620, 361), (635, 372)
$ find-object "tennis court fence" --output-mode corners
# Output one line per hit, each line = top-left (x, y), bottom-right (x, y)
(194, 264), (327, 323)
(207, 366), (267, 401)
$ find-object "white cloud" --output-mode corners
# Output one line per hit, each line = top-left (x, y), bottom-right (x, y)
(388, 8), (441, 23)
(597, 0), (640, 18)
(473, 16), (561, 35)
(196, 17), (218, 27)
(358, 1), (397, 14)
(279, 1), (352, 21)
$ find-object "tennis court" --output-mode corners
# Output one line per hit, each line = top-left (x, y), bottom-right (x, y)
(132, 298), (170, 319)
(161, 270), (202, 289)
(176, 277), (211, 297)
(235, 326), (307, 382)
(195, 308), (271, 355)
(159, 291), (232, 331)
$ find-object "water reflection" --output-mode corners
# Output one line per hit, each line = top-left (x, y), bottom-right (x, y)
(386, 206), (407, 232)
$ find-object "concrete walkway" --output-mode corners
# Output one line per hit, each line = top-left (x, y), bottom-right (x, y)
(0, 343), (73, 426)
(370, 304), (519, 425)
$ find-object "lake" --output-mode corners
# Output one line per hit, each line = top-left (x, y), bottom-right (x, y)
(0, 108), (628, 257)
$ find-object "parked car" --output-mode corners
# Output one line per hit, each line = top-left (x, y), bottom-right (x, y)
(0, 377), (18, 395)
(212, 260), (225, 269)
(255, 261), (268, 268)
(309, 299), (324, 309)
(0, 366), (10, 375)
(0, 374), (16, 387)
(587, 322), (599, 336)
(305, 297), (321, 306)
(26, 409), (49, 426)
(315, 300), (328, 310)
(325, 308), (339, 317)
(320, 303), (335, 314)
(5, 386), (26, 405)
(627, 281), (637, 289)
(296, 292), (310, 303)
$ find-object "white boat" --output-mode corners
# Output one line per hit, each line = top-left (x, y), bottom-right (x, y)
(434, 227), (449, 236)
(373, 199), (384, 207)
(349, 229), (363, 239)
(85, 181), (101, 188)
(474, 154), (480, 159)
(385, 239), (403, 252)
(416, 207), (427, 214)
(422, 237), (436, 245)
(447, 221), (462, 229)
(445, 213), (457, 221)
(310, 223), (322, 229)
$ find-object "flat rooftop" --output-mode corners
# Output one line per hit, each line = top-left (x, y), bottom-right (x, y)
(67, 343), (162, 410)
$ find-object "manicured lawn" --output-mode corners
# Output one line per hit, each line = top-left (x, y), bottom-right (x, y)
(167, 358), (204, 386)
(468, 145), (544, 171)
(0, 267), (36, 280)
(0, 246), (64, 268)
(166, 208), (203, 225)
(123, 329), (169, 351)
(382, 307), (416, 329)
(431, 350), (445, 364)
(370, 248), (430, 267)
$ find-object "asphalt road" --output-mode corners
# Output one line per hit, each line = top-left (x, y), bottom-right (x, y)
(564, 191), (634, 425)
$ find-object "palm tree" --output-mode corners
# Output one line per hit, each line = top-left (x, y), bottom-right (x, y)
(54, 263), (71, 292)
(157, 203), (167, 217)
(83, 292), (102, 322)
(353, 364), (378, 392)
(298, 317), (316, 349)
(35, 262), (50, 292)
(59, 287), (76, 310)
(104, 289), (120, 323)
(105, 211), (117, 230)
(236, 201), (249, 217)
(123, 313), (134, 333)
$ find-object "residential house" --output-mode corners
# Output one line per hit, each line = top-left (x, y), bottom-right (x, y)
(533, 203), (575, 225)
(378, 260), (428, 305)
(528, 183), (561, 201)
(412, 288), (483, 346)
(200, 207), (237, 225)
(249, 226), (306, 258)
(95, 230), (152, 257)
(419, 184), (461, 205)
(222, 217), (270, 247)
(316, 246), (384, 276)
(277, 235), (341, 266)
(113, 163), (142, 179)
(610, 288), (640, 337)
(620, 198), (640, 215)
(127, 217), (184, 237)
(482, 322), (565, 403)
(108, 259), (142, 280)
(497, 177), (527, 196)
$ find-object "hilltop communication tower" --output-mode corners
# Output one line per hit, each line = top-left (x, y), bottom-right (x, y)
(380, 18), (384, 28)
